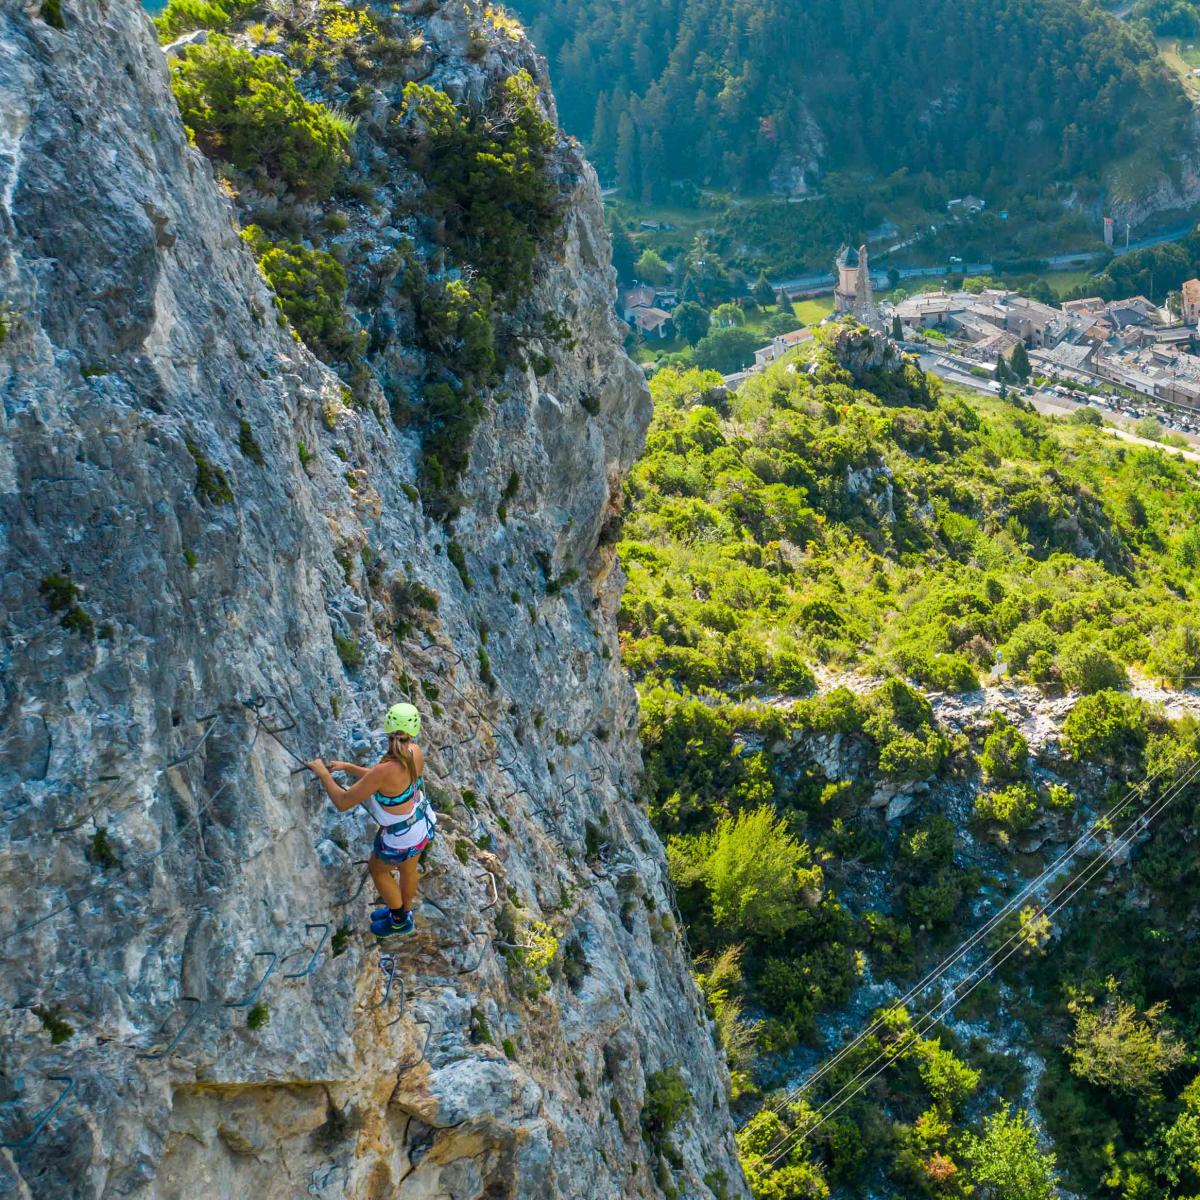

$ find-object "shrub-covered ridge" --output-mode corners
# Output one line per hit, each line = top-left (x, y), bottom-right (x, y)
(161, 0), (570, 521)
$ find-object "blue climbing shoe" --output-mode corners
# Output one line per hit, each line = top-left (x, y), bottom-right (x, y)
(374, 910), (416, 941)
(372, 901), (419, 926)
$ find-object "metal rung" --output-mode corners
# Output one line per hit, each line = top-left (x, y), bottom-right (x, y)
(138, 996), (204, 1061)
(0, 1075), (75, 1150)
(334, 860), (371, 908)
(367, 956), (401, 1020)
(224, 952), (276, 1009)
(455, 928), (490, 976)
(243, 696), (309, 772)
(243, 694), (298, 736)
(397, 1016), (433, 1071)
(283, 924), (330, 980)
(475, 869), (498, 912)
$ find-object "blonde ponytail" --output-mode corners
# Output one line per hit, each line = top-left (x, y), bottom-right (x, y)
(386, 731), (417, 782)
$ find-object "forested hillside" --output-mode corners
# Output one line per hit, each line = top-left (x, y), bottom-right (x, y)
(621, 324), (1200, 1198)
(513, 0), (1194, 201)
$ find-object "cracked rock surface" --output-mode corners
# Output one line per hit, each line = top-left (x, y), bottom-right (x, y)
(0, 1), (747, 1196)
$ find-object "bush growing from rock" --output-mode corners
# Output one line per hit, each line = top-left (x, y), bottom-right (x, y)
(1061, 691), (1148, 763)
(1058, 637), (1128, 694)
(974, 782), (1038, 832)
(241, 226), (358, 364)
(1068, 987), (1186, 1097)
(980, 723), (1029, 782)
(668, 806), (821, 939)
(169, 36), (350, 197)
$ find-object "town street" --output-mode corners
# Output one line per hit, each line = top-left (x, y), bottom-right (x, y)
(916, 351), (1200, 464)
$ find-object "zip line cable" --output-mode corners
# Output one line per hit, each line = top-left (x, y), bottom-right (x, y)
(763, 756), (1200, 1165)
(763, 755), (1200, 1162)
(759, 755), (1200, 1167)
(756, 755), (1177, 1122)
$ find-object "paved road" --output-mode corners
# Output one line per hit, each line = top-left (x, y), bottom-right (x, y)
(770, 222), (1196, 293)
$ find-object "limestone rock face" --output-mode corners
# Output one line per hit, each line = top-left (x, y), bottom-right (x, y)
(0, 2), (746, 1197)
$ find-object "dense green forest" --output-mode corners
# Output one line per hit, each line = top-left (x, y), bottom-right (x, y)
(620, 325), (1200, 1198)
(512, 0), (1192, 201)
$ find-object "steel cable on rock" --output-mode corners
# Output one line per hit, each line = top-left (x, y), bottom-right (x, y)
(755, 755), (1178, 1123)
(400, 635), (593, 853)
(759, 755), (1200, 1167)
(2, 713), (262, 947)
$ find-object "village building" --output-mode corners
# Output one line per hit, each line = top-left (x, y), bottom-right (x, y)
(1182, 278), (1200, 326)
(962, 329), (1021, 363)
(629, 306), (672, 339)
(1144, 325), (1196, 349)
(1080, 319), (1115, 344)
(620, 285), (657, 322)
(753, 327), (813, 370)
(893, 292), (972, 330)
(946, 195), (986, 214)
(1032, 341), (1097, 373)
(998, 295), (1061, 347)
(1103, 296), (1159, 331)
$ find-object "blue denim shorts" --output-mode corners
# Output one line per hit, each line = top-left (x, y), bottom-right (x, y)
(373, 830), (432, 864)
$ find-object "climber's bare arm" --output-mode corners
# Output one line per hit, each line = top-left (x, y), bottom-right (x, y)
(309, 760), (387, 811)
(329, 759), (370, 778)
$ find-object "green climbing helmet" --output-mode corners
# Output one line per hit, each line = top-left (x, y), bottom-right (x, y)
(384, 702), (421, 738)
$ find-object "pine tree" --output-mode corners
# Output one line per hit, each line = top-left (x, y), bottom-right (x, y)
(608, 219), (637, 281)
(1011, 341), (1032, 380)
(590, 90), (615, 179)
(752, 271), (777, 307)
(892, 314), (903, 340)
(673, 300), (711, 345)
(615, 110), (640, 199)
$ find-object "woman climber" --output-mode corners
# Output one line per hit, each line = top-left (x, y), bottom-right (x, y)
(308, 703), (436, 942)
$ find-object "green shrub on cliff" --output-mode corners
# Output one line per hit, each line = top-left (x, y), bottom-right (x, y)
(169, 35), (350, 197)
(667, 807), (822, 939)
(1060, 691), (1148, 763)
(395, 71), (559, 298)
(155, 0), (256, 40)
(241, 225), (360, 364)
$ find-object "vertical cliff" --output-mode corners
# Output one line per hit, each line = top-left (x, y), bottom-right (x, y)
(0, 1), (748, 1196)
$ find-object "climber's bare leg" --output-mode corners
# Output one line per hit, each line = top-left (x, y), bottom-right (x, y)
(398, 857), (420, 911)
(369, 854), (403, 909)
